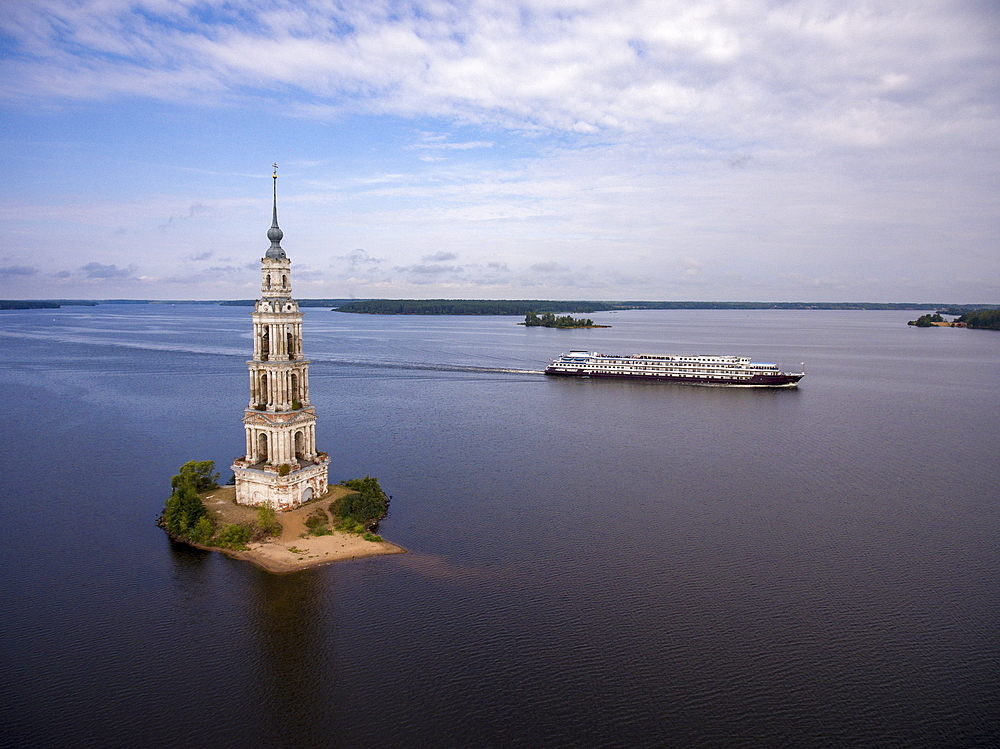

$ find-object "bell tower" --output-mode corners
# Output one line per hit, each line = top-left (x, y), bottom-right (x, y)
(232, 165), (329, 510)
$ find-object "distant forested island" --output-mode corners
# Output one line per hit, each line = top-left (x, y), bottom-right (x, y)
(0, 300), (97, 310)
(908, 309), (1000, 330)
(220, 298), (360, 308)
(1, 300), (59, 310)
(333, 299), (1000, 315)
(957, 309), (1000, 330)
(908, 313), (950, 327)
(521, 312), (610, 328)
(336, 299), (609, 315)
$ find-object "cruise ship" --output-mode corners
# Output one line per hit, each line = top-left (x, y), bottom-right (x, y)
(545, 350), (804, 387)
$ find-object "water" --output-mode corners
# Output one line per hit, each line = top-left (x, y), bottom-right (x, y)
(1, 305), (998, 748)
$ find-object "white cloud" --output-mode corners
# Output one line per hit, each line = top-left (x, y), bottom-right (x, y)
(1, 1), (998, 302)
(2, 0), (996, 151)
(413, 141), (494, 150)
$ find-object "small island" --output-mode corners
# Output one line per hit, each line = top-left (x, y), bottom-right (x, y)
(520, 311), (611, 329)
(160, 461), (404, 573)
(907, 310), (1000, 329)
(907, 313), (961, 327)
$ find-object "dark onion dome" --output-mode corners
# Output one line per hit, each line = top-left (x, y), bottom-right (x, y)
(265, 168), (286, 260)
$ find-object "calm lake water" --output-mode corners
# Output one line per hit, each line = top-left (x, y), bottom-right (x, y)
(1, 305), (999, 748)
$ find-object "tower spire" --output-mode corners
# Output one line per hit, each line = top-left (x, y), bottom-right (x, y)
(266, 162), (285, 259)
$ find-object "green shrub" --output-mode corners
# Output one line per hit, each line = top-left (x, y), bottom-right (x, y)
(363, 532), (383, 542)
(215, 524), (252, 550)
(304, 507), (332, 535)
(278, 463), (291, 476)
(189, 516), (214, 544)
(255, 505), (281, 537)
(305, 507), (327, 528)
(163, 484), (206, 537)
(333, 476), (389, 530)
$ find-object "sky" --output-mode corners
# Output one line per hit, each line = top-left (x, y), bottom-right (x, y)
(1, 0), (997, 302)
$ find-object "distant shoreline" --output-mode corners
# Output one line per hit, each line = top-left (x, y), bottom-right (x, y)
(6, 299), (999, 313)
(332, 300), (1000, 315)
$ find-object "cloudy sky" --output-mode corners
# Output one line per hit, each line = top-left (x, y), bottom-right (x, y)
(1, 0), (997, 302)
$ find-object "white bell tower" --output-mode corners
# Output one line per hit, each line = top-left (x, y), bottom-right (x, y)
(232, 165), (329, 510)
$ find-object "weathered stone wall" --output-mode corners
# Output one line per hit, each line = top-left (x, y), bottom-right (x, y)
(234, 459), (329, 511)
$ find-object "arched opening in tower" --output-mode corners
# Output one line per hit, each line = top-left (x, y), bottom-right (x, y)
(259, 373), (268, 407)
(295, 430), (305, 460)
(287, 331), (295, 359)
(257, 433), (268, 464)
(291, 372), (299, 403)
(261, 328), (269, 361)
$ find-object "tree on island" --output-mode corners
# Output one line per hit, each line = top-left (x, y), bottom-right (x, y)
(332, 476), (389, 533)
(523, 311), (597, 328)
(170, 460), (219, 492)
(908, 313), (945, 327)
(163, 460), (219, 542)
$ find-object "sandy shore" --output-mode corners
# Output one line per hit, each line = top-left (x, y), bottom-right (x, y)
(194, 485), (406, 574)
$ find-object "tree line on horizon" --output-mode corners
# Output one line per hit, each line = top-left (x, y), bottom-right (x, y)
(5, 299), (1000, 314)
(331, 299), (999, 315)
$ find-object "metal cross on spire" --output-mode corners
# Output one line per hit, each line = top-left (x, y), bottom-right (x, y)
(272, 162), (278, 178)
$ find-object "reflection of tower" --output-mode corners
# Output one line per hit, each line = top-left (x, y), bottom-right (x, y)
(232, 165), (329, 510)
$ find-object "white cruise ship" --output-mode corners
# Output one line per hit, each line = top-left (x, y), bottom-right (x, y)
(545, 350), (804, 387)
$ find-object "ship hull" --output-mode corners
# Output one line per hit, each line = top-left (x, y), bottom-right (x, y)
(544, 368), (802, 387)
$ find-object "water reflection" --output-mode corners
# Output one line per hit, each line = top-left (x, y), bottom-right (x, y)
(245, 569), (344, 749)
